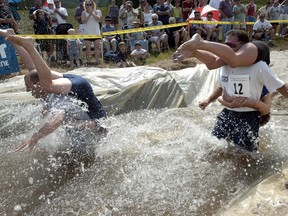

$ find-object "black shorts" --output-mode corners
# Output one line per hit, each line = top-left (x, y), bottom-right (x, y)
(212, 108), (261, 152)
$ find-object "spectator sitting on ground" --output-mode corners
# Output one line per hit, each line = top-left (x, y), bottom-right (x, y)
(67, 28), (82, 67)
(130, 41), (148, 65)
(115, 42), (136, 67)
(102, 15), (118, 54)
(252, 13), (274, 44)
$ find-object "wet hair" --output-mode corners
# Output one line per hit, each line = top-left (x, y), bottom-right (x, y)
(24, 71), (39, 84)
(226, 29), (249, 44)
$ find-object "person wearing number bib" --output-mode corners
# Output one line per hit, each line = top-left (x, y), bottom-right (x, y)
(202, 61), (285, 152)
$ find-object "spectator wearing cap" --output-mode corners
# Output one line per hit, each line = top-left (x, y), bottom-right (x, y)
(252, 13), (274, 43)
(126, 18), (149, 51)
(130, 41), (148, 65)
(115, 42), (136, 67)
(102, 15), (118, 53)
(108, 0), (119, 29)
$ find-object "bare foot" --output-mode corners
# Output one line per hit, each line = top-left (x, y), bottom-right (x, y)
(172, 34), (203, 62)
(5, 35), (35, 49)
(184, 33), (203, 50)
(172, 45), (195, 62)
(0, 28), (15, 38)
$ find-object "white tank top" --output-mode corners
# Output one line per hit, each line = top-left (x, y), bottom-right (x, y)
(84, 10), (100, 35)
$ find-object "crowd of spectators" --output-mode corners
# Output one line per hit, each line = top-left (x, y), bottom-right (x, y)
(1, 0), (288, 68)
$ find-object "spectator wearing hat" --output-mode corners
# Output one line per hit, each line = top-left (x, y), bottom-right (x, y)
(115, 42), (136, 67)
(102, 15), (118, 53)
(108, 0), (119, 29)
(130, 41), (148, 65)
(126, 18), (149, 51)
(252, 13), (274, 44)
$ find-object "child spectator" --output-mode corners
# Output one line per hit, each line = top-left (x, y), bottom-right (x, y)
(67, 28), (82, 67)
(130, 41), (148, 65)
(115, 41), (136, 67)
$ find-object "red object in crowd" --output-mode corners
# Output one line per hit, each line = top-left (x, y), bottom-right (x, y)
(188, 5), (220, 21)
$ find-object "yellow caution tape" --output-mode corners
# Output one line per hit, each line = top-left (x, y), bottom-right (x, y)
(21, 19), (288, 40)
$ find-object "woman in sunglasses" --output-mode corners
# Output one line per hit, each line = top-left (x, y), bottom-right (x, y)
(173, 29), (270, 69)
(81, 0), (102, 64)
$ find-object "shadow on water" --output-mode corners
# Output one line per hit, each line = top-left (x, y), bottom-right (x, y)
(1, 100), (288, 215)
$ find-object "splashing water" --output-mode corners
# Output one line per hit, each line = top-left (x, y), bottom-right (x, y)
(1, 101), (288, 215)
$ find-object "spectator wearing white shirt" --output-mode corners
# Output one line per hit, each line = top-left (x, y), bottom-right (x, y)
(253, 13), (274, 42)
(130, 41), (148, 65)
(53, 0), (68, 24)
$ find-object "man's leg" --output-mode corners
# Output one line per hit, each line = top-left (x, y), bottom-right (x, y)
(0, 29), (36, 72)
(6, 35), (53, 86)
(173, 33), (258, 68)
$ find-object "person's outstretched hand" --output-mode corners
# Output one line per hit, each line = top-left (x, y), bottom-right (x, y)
(15, 137), (37, 152)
